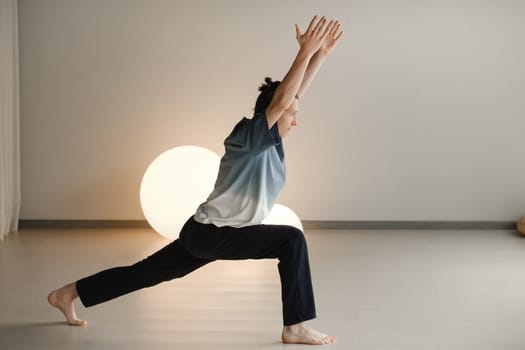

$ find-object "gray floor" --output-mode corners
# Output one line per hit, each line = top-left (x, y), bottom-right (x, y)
(1, 228), (525, 350)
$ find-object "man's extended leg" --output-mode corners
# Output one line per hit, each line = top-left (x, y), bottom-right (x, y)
(75, 238), (213, 307)
(48, 233), (213, 325)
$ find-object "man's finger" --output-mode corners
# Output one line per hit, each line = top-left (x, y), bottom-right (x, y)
(330, 21), (340, 36)
(305, 15), (318, 32)
(295, 24), (302, 39)
(321, 20), (334, 38)
(312, 16), (326, 34)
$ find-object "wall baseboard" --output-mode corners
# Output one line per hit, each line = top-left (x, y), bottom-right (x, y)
(302, 221), (516, 230)
(18, 220), (517, 230)
(18, 220), (151, 229)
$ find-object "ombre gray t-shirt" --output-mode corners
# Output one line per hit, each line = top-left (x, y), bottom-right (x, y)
(194, 112), (286, 227)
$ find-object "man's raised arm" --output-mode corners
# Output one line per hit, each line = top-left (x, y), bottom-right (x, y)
(265, 16), (334, 128)
(296, 20), (343, 100)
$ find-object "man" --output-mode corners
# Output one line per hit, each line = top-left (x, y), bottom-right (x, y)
(49, 15), (342, 345)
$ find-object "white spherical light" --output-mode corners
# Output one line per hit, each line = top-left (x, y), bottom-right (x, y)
(140, 146), (220, 239)
(263, 204), (303, 232)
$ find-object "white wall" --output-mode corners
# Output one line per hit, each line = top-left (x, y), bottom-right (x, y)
(18, 0), (525, 221)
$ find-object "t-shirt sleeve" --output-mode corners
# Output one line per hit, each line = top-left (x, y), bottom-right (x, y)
(226, 112), (279, 154)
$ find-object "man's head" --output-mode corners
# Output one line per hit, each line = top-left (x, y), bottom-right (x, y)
(254, 77), (280, 114)
(254, 77), (299, 138)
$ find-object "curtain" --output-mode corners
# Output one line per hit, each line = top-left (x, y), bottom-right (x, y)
(0, 0), (20, 240)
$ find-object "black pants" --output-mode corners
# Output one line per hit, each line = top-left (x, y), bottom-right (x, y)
(76, 217), (316, 326)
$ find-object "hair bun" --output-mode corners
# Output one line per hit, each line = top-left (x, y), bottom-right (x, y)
(254, 77), (282, 113)
(259, 77), (276, 92)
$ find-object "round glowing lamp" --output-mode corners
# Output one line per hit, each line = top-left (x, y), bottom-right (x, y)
(140, 146), (220, 239)
(263, 204), (303, 232)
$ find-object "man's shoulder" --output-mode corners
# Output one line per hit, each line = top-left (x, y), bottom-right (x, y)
(228, 113), (265, 137)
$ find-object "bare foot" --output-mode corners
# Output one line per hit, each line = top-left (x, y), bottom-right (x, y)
(282, 322), (336, 345)
(47, 283), (87, 326)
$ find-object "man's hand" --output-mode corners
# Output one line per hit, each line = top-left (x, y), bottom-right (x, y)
(295, 16), (334, 57)
(319, 20), (343, 56)
(266, 16), (339, 127)
(293, 17), (343, 100)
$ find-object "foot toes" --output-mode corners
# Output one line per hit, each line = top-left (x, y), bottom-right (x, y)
(323, 336), (336, 344)
(69, 319), (87, 326)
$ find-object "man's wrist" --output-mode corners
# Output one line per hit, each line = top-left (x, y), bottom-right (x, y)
(315, 49), (329, 59)
(297, 47), (315, 61)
